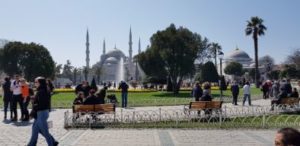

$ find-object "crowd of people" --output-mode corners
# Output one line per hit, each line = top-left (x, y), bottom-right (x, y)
(1, 74), (58, 146)
(74, 80), (129, 108)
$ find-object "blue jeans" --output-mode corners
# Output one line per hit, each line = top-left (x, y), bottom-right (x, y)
(243, 94), (251, 106)
(121, 92), (128, 108)
(28, 110), (56, 146)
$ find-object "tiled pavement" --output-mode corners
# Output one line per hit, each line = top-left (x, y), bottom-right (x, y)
(0, 99), (279, 146)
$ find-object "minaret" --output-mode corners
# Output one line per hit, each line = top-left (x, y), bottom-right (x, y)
(103, 39), (106, 55)
(138, 37), (141, 54)
(129, 27), (133, 63)
(100, 39), (106, 62)
(86, 29), (90, 69)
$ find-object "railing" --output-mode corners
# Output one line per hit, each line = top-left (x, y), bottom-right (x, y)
(31, 96), (264, 108)
(64, 104), (300, 129)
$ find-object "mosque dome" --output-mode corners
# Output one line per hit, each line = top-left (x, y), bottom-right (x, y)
(105, 57), (118, 64)
(225, 48), (252, 61)
(105, 48), (126, 60)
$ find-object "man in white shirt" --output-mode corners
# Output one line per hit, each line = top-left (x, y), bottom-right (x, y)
(10, 74), (22, 121)
(242, 81), (251, 106)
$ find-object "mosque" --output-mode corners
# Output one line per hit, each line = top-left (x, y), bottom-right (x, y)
(221, 47), (265, 81)
(85, 28), (144, 84)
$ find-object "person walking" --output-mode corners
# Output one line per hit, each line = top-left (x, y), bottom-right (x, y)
(2, 77), (13, 120)
(231, 81), (239, 105)
(10, 74), (23, 121)
(242, 81), (251, 106)
(191, 82), (203, 101)
(118, 81), (129, 108)
(27, 77), (58, 146)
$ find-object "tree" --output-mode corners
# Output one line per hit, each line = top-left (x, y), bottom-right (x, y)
(209, 42), (222, 68)
(54, 63), (62, 78)
(280, 64), (299, 79)
(198, 61), (219, 83)
(72, 67), (78, 85)
(224, 62), (244, 76)
(286, 49), (300, 69)
(136, 46), (167, 85)
(90, 77), (98, 91)
(0, 41), (55, 81)
(267, 70), (280, 80)
(259, 55), (274, 72)
(249, 68), (260, 82)
(147, 24), (206, 94)
(94, 67), (102, 84)
(245, 16), (267, 87)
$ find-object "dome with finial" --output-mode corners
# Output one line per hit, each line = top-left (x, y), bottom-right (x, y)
(225, 47), (252, 62)
(105, 47), (126, 60)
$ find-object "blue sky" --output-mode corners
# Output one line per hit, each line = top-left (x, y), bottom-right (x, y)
(0, 0), (299, 67)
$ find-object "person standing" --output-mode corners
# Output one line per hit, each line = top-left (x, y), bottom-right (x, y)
(191, 82), (203, 101)
(242, 81), (251, 106)
(10, 74), (23, 121)
(231, 81), (239, 105)
(118, 81), (129, 108)
(20, 78), (30, 121)
(285, 79), (293, 96)
(270, 81), (280, 99)
(28, 77), (58, 146)
(2, 77), (13, 120)
(262, 82), (269, 99)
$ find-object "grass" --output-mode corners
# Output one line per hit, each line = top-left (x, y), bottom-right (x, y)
(1, 88), (262, 108)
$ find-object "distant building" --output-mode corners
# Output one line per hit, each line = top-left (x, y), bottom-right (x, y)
(92, 28), (145, 84)
(219, 47), (264, 81)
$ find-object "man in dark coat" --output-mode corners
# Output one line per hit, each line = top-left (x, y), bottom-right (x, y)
(83, 89), (97, 105)
(118, 81), (129, 108)
(191, 82), (203, 101)
(75, 81), (92, 98)
(231, 81), (239, 105)
(2, 77), (13, 120)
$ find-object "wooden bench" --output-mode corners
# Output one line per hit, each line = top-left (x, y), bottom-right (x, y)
(280, 98), (300, 106)
(184, 101), (223, 115)
(73, 103), (115, 113)
(73, 104), (116, 120)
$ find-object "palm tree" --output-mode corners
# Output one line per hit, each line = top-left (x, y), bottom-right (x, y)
(245, 16), (267, 87)
(210, 42), (222, 70)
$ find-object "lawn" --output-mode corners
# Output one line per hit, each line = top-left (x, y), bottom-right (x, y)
(0, 88), (262, 108)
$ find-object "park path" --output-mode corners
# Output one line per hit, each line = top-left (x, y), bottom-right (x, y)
(0, 98), (281, 146)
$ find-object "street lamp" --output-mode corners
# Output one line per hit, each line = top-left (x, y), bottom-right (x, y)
(218, 51), (224, 101)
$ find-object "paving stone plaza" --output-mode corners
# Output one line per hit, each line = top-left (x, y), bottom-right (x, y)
(0, 99), (282, 146)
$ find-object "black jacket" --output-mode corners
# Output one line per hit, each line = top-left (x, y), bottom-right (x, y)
(33, 89), (51, 111)
(83, 95), (98, 105)
(231, 85), (239, 95)
(2, 81), (12, 101)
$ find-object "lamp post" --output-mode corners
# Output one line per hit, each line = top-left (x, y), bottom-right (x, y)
(218, 51), (224, 101)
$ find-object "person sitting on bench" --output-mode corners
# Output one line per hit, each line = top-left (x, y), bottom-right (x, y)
(83, 89), (98, 105)
(271, 87), (288, 110)
(290, 88), (299, 98)
(73, 91), (84, 105)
